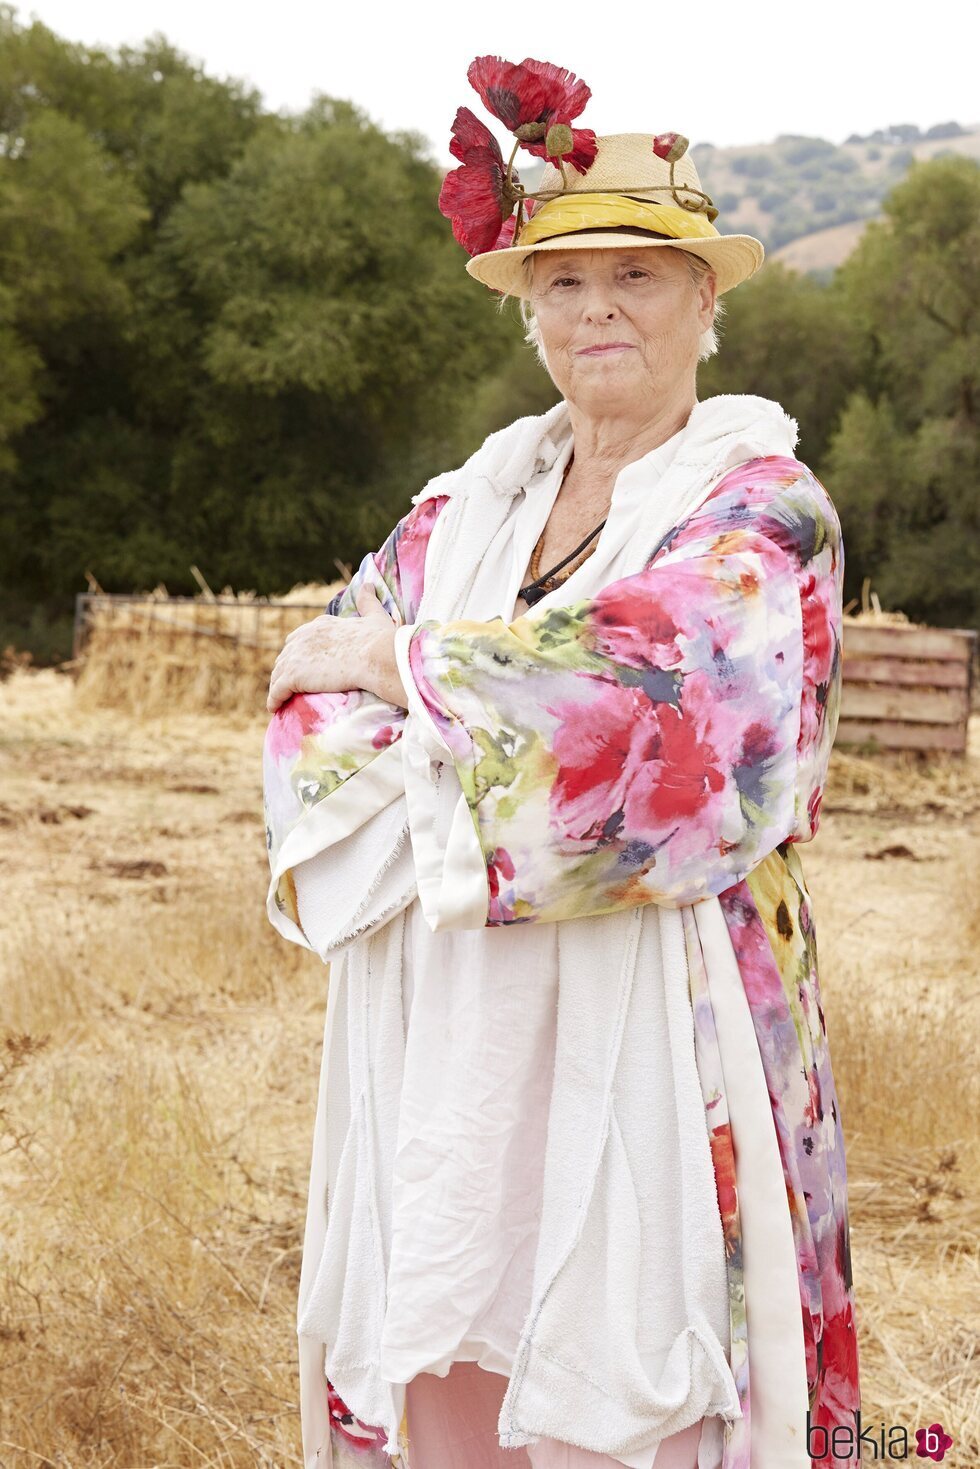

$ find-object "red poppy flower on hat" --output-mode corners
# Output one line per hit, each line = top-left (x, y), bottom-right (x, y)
(467, 55), (598, 173)
(493, 213), (520, 249)
(438, 106), (521, 255)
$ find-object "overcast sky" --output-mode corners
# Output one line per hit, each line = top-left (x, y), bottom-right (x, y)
(14, 0), (980, 164)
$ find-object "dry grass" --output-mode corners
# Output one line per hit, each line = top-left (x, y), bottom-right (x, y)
(0, 883), (324, 1465)
(0, 1040), (305, 1465)
(0, 667), (324, 1465)
(1, 664), (979, 1465)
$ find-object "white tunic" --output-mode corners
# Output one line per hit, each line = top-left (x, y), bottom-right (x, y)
(294, 428), (735, 1469)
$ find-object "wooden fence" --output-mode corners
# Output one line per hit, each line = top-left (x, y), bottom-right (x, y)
(838, 621), (977, 753)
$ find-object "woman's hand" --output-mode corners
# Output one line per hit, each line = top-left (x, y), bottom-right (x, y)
(266, 584), (408, 713)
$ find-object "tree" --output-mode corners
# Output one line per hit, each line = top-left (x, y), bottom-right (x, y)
(698, 261), (867, 467)
(157, 96), (520, 590)
(0, 11), (522, 651)
(0, 6), (265, 643)
(826, 156), (980, 626)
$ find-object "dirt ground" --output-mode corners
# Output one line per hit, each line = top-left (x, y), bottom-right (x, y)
(0, 665), (978, 1466)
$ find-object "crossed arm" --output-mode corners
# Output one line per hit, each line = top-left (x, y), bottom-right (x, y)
(266, 582), (408, 713)
(263, 466), (842, 942)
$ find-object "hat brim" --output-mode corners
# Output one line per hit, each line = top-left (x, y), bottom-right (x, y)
(465, 230), (765, 299)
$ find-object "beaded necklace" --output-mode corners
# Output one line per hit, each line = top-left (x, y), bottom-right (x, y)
(517, 456), (608, 608)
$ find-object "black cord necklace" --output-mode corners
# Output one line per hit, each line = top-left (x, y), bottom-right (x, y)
(518, 517), (608, 607)
(518, 454), (608, 608)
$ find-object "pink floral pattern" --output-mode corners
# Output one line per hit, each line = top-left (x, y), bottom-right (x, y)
(405, 458), (842, 923)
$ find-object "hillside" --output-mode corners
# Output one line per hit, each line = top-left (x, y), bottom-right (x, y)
(692, 121), (980, 272)
(515, 121), (978, 276)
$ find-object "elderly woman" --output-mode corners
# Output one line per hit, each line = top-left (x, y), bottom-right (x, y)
(263, 65), (860, 1469)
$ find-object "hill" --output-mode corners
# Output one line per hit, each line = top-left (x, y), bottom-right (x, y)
(515, 122), (979, 276)
(691, 121), (980, 272)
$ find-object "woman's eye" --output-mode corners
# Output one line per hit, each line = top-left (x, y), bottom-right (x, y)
(545, 270), (649, 290)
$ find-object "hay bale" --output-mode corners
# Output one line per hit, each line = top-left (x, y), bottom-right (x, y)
(73, 580), (346, 719)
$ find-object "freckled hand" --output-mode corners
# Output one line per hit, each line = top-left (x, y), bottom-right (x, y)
(265, 585), (405, 714)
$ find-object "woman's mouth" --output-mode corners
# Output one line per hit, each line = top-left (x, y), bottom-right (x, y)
(577, 343), (634, 356)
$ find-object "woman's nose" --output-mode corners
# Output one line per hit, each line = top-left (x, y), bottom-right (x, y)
(582, 285), (619, 321)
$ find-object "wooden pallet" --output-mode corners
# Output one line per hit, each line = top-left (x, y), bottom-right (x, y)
(838, 622), (977, 753)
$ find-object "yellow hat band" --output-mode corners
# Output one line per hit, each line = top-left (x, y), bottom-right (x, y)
(516, 192), (721, 248)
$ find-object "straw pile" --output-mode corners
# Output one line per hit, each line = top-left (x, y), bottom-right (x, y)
(842, 574), (928, 628)
(71, 568), (347, 720)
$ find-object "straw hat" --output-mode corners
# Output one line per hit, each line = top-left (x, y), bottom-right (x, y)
(465, 133), (765, 299)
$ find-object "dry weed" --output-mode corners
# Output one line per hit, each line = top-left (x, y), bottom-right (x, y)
(1, 884), (323, 1465)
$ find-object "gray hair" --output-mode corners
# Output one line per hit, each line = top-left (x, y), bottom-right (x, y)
(505, 248), (726, 368)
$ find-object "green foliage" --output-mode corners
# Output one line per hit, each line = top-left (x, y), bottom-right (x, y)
(834, 157), (979, 422)
(889, 148), (915, 172)
(0, 2), (976, 653)
(776, 137), (837, 167)
(460, 305), (560, 437)
(0, 8), (518, 650)
(825, 156), (980, 626)
(699, 263), (868, 466)
(822, 391), (913, 572)
(731, 153), (774, 179)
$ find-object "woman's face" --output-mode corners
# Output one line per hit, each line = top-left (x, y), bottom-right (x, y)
(528, 246), (716, 415)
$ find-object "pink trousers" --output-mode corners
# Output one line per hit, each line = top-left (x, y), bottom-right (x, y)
(404, 1360), (705, 1469)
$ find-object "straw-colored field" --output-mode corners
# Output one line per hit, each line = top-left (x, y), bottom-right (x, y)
(1, 663), (978, 1467)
